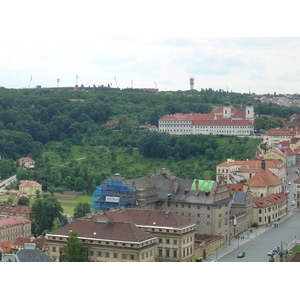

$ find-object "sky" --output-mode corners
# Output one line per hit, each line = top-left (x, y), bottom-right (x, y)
(1, 1), (300, 95)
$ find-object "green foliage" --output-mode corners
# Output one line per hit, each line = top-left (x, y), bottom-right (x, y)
(31, 194), (63, 236)
(62, 230), (88, 262)
(73, 202), (91, 220)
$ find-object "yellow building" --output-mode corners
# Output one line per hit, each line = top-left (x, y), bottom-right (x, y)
(0, 204), (33, 221)
(19, 180), (42, 197)
(252, 192), (288, 225)
(0, 216), (31, 242)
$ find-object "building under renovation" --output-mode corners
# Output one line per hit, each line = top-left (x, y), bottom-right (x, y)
(91, 174), (135, 213)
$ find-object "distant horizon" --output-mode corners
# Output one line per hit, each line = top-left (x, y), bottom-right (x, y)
(1, 84), (299, 97)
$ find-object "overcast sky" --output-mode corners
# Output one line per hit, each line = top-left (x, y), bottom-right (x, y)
(1, 1), (299, 95)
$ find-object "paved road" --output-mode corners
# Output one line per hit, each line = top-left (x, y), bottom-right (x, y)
(205, 166), (300, 262)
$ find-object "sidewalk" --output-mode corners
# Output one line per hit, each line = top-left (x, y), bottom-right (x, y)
(204, 212), (293, 261)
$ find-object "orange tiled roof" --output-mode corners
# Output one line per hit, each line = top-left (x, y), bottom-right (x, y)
(252, 192), (288, 208)
(18, 157), (34, 162)
(19, 180), (41, 187)
(0, 204), (32, 214)
(245, 168), (282, 187)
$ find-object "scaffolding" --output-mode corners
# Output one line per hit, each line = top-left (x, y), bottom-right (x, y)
(91, 178), (135, 213)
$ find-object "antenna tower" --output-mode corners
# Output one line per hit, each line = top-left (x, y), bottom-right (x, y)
(190, 77), (194, 90)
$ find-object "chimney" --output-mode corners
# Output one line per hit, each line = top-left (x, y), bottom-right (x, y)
(195, 180), (199, 191)
(261, 158), (266, 170)
(173, 178), (178, 194)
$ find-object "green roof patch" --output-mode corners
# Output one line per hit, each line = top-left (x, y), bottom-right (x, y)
(191, 180), (214, 191)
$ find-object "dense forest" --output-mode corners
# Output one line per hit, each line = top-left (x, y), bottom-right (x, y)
(0, 86), (299, 191)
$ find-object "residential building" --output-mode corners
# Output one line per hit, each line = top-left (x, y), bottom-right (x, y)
(0, 204), (33, 220)
(2, 243), (54, 262)
(158, 100), (255, 136)
(252, 192), (288, 225)
(0, 216), (31, 242)
(216, 158), (286, 183)
(18, 157), (35, 169)
(46, 212), (158, 262)
(19, 180), (42, 197)
(293, 177), (300, 210)
(262, 128), (300, 148)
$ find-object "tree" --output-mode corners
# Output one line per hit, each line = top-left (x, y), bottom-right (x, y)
(74, 177), (86, 191)
(31, 195), (63, 236)
(62, 230), (88, 262)
(73, 202), (91, 220)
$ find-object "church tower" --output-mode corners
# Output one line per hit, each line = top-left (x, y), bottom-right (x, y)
(223, 96), (231, 119)
(245, 91), (254, 120)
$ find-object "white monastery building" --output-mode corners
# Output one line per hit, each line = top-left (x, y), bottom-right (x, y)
(158, 99), (255, 136)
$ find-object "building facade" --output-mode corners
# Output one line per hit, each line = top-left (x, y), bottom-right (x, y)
(19, 180), (42, 197)
(0, 216), (31, 243)
(158, 101), (255, 136)
(252, 192), (288, 225)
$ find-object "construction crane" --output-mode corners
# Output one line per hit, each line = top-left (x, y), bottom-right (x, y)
(114, 76), (119, 88)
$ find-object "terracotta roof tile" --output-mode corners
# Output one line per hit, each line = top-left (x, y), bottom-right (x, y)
(252, 192), (288, 208)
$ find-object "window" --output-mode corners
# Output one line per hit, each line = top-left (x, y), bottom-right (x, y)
(105, 252), (109, 258)
(130, 255), (134, 260)
(89, 250), (94, 256)
(113, 253), (118, 259)
(166, 239), (170, 244)
(122, 254), (126, 259)
(97, 251), (102, 257)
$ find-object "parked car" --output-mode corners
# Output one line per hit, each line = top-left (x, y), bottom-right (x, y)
(237, 252), (245, 258)
(268, 249), (276, 256)
(292, 201), (295, 206)
(288, 181), (291, 185)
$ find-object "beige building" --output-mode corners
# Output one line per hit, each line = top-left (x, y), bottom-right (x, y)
(216, 158), (286, 183)
(47, 208), (196, 262)
(0, 216), (31, 243)
(47, 213), (157, 262)
(18, 157), (35, 169)
(243, 159), (283, 197)
(98, 208), (196, 262)
(263, 128), (300, 148)
(19, 180), (42, 197)
(293, 177), (300, 210)
(252, 192), (288, 225)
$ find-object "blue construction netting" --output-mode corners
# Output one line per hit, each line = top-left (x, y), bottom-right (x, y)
(91, 178), (135, 213)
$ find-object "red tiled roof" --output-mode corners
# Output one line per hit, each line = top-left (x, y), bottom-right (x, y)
(18, 157), (34, 162)
(0, 241), (13, 253)
(0, 204), (32, 214)
(0, 216), (31, 228)
(252, 192), (288, 208)
(264, 128), (299, 136)
(19, 180), (41, 187)
(93, 208), (194, 229)
(49, 217), (154, 243)
(228, 184), (244, 193)
(245, 168), (282, 187)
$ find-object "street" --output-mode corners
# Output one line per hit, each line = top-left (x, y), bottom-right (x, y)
(207, 165), (300, 262)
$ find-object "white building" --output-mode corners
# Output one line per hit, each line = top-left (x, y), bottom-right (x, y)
(158, 100), (255, 136)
